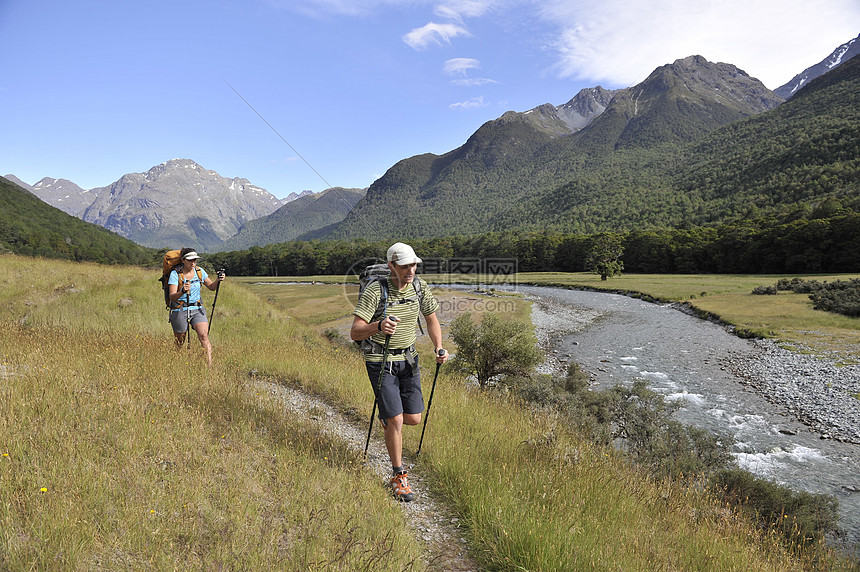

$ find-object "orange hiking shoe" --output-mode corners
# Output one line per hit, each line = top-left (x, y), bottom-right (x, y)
(390, 471), (415, 502)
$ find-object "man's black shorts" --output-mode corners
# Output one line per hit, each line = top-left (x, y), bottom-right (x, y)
(365, 357), (423, 420)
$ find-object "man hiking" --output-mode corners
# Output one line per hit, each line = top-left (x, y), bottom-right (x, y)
(350, 242), (448, 501)
(167, 248), (225, 366)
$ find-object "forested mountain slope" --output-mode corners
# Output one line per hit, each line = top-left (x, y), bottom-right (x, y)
(214, 187), (366, 251)
(0, 176), (154, 264)
(316, 56), (786, 240)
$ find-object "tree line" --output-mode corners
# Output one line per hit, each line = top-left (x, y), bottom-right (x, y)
(204, 210), (860, 276)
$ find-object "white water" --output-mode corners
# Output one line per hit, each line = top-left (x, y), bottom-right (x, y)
(496, 284), (860, 556)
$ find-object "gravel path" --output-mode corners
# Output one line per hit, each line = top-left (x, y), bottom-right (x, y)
(255, 379), (480, 572)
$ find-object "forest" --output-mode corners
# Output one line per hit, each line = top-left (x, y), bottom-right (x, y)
(204, 209), (860, 277)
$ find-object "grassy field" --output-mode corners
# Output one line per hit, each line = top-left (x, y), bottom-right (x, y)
(244, 271), (860, 362)
(2, 254), (854, 570)
(510, 272), (860, 361)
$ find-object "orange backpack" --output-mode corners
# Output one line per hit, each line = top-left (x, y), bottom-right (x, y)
(159, 249), (202, 309)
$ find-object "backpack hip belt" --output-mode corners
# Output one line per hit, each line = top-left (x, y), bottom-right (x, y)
(362, 340), (416, 356)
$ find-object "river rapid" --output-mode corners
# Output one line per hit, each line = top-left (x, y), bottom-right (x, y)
(487, 285), (860, 556)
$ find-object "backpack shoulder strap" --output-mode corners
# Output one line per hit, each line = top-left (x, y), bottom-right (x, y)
(413, 279), (425, 334)
(377, 278), (389, 320)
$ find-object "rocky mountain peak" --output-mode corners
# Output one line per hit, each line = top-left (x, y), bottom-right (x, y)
(775, 33), (860, 98)
(14, 176), (95, 216)
(557, 85), (620, 130)
(81, 159), (283, 250)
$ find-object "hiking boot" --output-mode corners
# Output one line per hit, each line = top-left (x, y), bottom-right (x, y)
(390, 471), (415, 502)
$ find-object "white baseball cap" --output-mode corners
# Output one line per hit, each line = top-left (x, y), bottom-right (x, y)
(183, 251), (201, 260)
(387, 242), (422, 266)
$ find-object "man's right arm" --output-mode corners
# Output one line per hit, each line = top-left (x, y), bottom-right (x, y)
(350, 315), (399, 341)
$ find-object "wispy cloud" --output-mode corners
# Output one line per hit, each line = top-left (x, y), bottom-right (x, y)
(449, 96), (487, 110)
(443, 57), (480, 75)
(443, 58), (497, 87)
(537, 0), (860, 88)
(402, 0), (492, 49)
(451, 77), (497, 86)
(404, 21), (471, 49)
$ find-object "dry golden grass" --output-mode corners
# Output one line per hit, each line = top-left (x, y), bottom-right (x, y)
(0, 255), (422, 571)
(1, 255), (852, 570)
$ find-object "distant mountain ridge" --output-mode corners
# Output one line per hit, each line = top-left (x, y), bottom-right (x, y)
(12, 161), (353, 251)
(2, 175), (96, 217)
(215, 186), (366, 252)
(79, 159), (283, 250)
(775, 33), (859, 98)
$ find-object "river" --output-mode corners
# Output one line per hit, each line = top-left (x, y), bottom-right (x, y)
(489, 285), (860, 556)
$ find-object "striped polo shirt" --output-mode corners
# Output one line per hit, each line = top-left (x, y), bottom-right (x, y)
(354, 277), (438, 361)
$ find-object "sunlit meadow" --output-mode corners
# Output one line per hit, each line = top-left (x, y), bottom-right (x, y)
(1, 254), (852, 570)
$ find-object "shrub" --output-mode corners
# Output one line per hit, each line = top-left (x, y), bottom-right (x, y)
(712, 469), (841, 548)
(608, 381), (734, 479)
(450, 312), (542, 388)
(752, 285), (778, 295)
(808, 279), (860, 317)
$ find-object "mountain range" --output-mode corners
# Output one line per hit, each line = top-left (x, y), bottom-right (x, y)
(213, 186), (366, 252)
(7, 33), (859, 252)
(774, 32), (859, 98)
(307, 55), (786, 240)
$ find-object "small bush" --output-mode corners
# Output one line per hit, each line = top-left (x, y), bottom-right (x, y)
(809, 279), (860, 317)
(752, 285), (778, 295)
(450, 312), (542, 388)
(323, 328), (344, 343)
(712, 469), (841, 548)
(608, 381), (734, 479)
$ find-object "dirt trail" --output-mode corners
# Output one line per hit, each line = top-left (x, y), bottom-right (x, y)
(257, 379), (480, 571)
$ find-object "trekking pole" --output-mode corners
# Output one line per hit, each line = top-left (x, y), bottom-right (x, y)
(364, 325), (392, 461)
(416, 349), (446, 458)
(209, 268), (224, 333)
(186, 300), (192, 350)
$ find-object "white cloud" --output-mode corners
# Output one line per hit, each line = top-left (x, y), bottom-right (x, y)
(443, 57), (480, 75)
(451, 77), (497, 86)
(449, 96), (488, 110)
(537, 0), (860, 89)
(434, 0), (492, 22)
(404, 21), (471, 49)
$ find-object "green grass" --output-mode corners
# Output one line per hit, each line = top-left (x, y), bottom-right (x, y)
(0, 255), (421, 571)
(239, 271), (860, 361)
(509, 272), (860, 361)
(1, 254), (853, 570)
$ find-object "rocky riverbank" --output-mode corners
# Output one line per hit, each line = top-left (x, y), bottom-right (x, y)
(724, 338), (860, 444)
(526, 289), (860, 445)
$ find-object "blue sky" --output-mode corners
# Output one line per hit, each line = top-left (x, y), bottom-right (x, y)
(1, 0), (858, 199)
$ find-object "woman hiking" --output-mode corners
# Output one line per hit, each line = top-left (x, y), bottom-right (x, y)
(166, 248), (225, 365)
